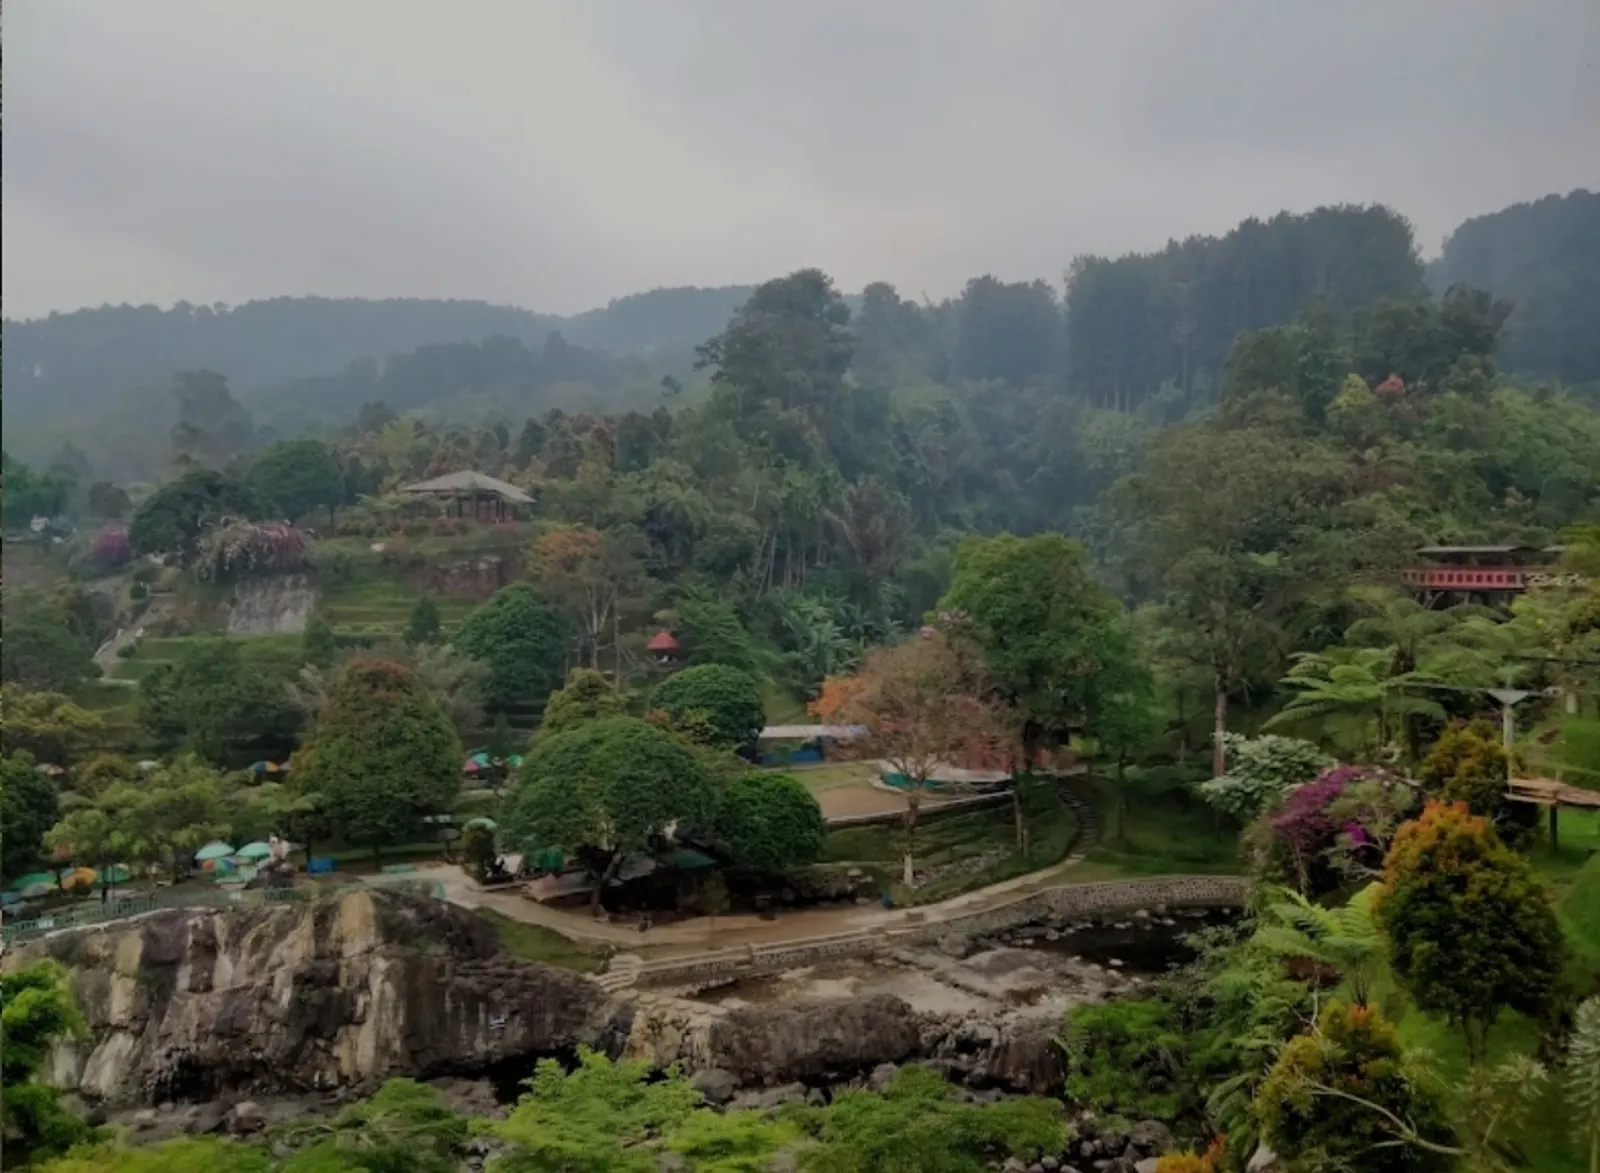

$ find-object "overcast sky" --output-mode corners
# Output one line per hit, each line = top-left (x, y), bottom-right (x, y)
(5, 0), (1597, 320)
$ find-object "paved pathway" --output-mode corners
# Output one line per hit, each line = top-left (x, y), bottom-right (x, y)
(436, 776), (1101, 964)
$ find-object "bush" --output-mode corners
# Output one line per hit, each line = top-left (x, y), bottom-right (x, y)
(1199, 733), (1331, 821)
(128, 581), (150, 602)
(1254, 1002), (1455, 1173)
(1061, 999), (1187, 1122)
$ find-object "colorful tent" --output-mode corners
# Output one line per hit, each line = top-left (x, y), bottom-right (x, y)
(236, 842), (273, 861)
(18, 883), (52, 900)
(9, 872), (58, 891)
(246, 761), (285, 775)
(195, 841), (236, 862)
(101, 864), (133, 883)
(61, 867), (98, 892)
(463, 816), (498, 831)
(463, 760), (481, 773)
(469, 752), (492, 768)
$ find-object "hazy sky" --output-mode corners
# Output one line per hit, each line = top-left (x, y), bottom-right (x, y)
(5, 0), (1597, 320)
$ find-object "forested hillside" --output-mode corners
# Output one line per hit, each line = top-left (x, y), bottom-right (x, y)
(8, 194), (1599, 484)
(1429, 188), (1600, 387)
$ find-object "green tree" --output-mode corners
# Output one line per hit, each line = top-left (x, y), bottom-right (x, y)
(404, 596), (442, 646)
(453, 583), (566, 714)
(508, 717), (714, 908)
(0, 453), (74, 527)
(1, 751), (60, 880)
(1376, 801), (1565, 1061)
(649, 664), (765, 751)
(489, 1048), (701, 1173)
(302, 614), (339, 668)
(713, 772), (826, 873)
(793, 1064), (1067, 1173)
(1254, 1001), (1455, 1173)
(539, 668), (621, 736)
(1416, 720), (1510, 824)
(169, 370), (256, 469)
(937, 533), (1122, 757)
(301, 661), (462, 862)
(246, 438), (344, 525)
(139, 639), (302, 762)
(1197, 733), (1330, 822)
(1264, 647), (1445, 759)
(1, 615), (99, 693)
(2, 962), (98, 1167)
(0, 686), (104, 765)
(127, 467), (265, 562)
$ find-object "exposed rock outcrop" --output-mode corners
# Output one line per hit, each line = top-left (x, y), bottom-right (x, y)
(707, 994), (924, 1086)
(226, 573), (318, 634)
(4, 890), (621, 1107)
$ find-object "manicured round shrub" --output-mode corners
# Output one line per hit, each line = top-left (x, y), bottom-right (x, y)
(649, 664), (765, 750)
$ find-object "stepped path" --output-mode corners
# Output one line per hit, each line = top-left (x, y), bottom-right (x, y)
(435, 776), (1102, 964)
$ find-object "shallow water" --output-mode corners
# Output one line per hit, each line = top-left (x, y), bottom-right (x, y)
(1001, 909), (1239, 976)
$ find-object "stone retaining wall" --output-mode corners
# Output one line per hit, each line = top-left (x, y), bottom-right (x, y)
(632, 875), (1248, 992)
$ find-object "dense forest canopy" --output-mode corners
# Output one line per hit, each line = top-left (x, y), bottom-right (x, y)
(5, 194), (1597, 483)
(1428, 188), (1600, 387)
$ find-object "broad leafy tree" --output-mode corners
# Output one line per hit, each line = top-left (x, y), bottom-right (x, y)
(713, 772), (826, 873)
(0, 615), (99, 694)
(245, 437), (344, 524)
(0, 686), (104, 764)
(938, 533), (1123, 758)
(453, 583), (566, 714)
(648, 663), (765, 751)
(508, 717), (714, 906)
(301, 661), (462, 861)
(539, 668), (621, 736)
(128, 467), (265, 562)
(404, 596), (442, 646)
(139, 638), (303, 761)
(1, 750), (61, 880)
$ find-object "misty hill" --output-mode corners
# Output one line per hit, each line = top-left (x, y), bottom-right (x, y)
(1428, 188), (1600, 387)
(0, 287), (754, 434)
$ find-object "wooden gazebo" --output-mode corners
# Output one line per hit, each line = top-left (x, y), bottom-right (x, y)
(398, 471), (534, 523)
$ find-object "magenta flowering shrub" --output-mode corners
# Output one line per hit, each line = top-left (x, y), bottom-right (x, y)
(87, 524), (133, 571)
(1271, 766), (1366, 857)
(193, 521), (313, 581)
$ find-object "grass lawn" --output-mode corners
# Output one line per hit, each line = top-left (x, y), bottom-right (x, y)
(820, 781), (1079, 905)
(473, 908), (605, 973)
(105, 633), (303, 682)
(1074, 771), (1243, 881)
(774, 761), (875, 794)
(318, 573), (478, 638)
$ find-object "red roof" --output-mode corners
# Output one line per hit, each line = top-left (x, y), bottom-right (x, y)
(647, 630), (679, 652)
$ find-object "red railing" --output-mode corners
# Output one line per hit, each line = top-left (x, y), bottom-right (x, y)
(1401, 566), (1532, 591)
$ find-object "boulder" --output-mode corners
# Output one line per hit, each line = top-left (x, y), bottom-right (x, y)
(690, 1067), (739, 1106)
(707, 994), (921, 1087)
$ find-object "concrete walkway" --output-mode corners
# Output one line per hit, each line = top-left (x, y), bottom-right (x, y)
(437, 777), (1102, 963)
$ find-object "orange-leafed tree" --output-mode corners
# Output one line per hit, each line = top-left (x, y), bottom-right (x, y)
(529, 526), (645, 677)
(811, 628), (1013, 886)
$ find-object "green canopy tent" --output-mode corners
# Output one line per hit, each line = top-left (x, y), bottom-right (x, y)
(195, 842), (236, 862)
(9, 872), (58, 891)
(236, 842), (273, 861)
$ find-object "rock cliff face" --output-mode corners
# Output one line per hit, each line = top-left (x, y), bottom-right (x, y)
(4, 891), (622, 1107)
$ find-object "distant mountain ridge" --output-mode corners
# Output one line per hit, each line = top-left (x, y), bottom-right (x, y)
(0, 287), (756, 434)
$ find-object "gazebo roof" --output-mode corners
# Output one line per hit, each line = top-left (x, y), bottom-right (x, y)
(647, 630), (680, 652)
(398, 471), (534, 505)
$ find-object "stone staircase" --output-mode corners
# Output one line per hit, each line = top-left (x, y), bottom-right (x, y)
(596, 952), (643, 994)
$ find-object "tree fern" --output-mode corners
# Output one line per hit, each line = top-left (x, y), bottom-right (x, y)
(1569, 996), (1600, 1173)
(1252, 885), (1382, 1006)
